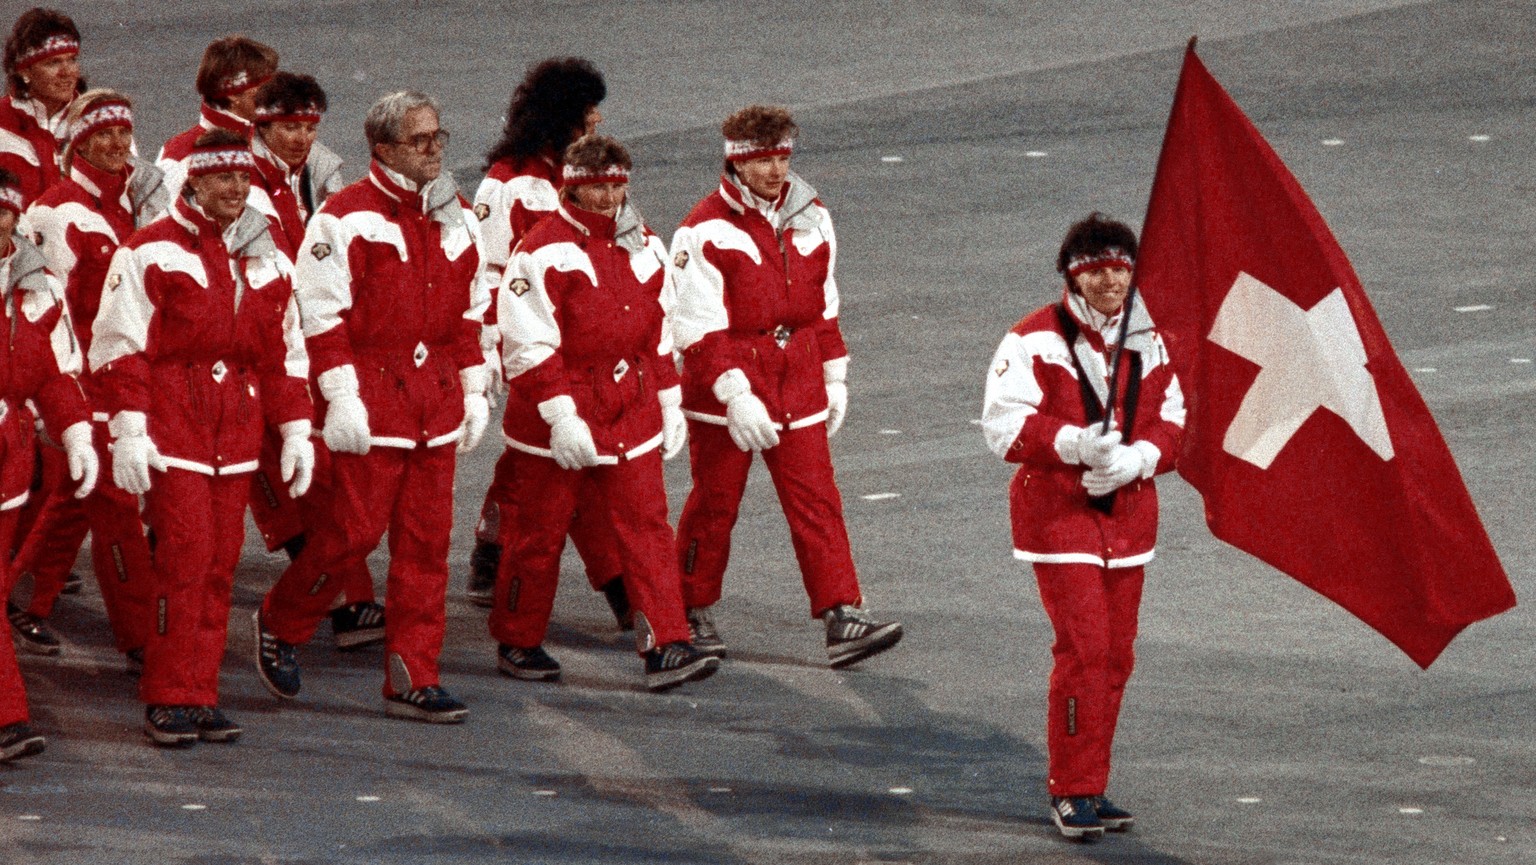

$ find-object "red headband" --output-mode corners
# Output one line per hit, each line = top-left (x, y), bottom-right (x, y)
(186, 146), (256, 177)
(68, 100), (133, 145)
(1066, 248), (1135, 278)
(214, 69), (272, 99)
(724, 136), (794, 162)
(255, 104), (323, 125)
(17, 34), (78, 69)
(562, 163), (630, 186)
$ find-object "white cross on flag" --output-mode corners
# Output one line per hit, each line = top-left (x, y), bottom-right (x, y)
(1135, 44), (1515, 668)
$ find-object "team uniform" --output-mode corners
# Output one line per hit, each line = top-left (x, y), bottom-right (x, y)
(493, 197), (709, 687)
(259, 160), (487, 707)
(0, 228), (92, 751)
(17, 150), (167, 655)
(91, 191), (311, 722)
(156, 104), (253, 204)
(669, 171), (863, 618)
(982, 287), (1185, 817)
(470, 152), (623, 599)
(0, 95), (65, 207)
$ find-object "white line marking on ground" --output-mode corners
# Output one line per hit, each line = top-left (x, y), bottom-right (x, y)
(1237, 797), (1262, 804)
(533, 790), (558, 797)
(861, 493), (901, 501)
(1417, 755), (1475, 766)
(1398, 807), (1424, 815)
(1025, 151), (1048, 158)
(881, 155), (903, 163)
(17, 814), (42, 821)
(879, 429), (902, 435)
(1321, 138), (1344, 146)
(1469, 134), (1490, 142)
(1414, 368), (1437, 373)
(707, 787), (733, 794)
(181, 804), (206, 811)
(888, 787), (914, 795)
(1454, 304), (1492, 312)
(1510, 358), (1531, 364)
(355, 795), (381, 802)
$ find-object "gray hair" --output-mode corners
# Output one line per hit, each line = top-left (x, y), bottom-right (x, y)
(364, 90), (440, 148)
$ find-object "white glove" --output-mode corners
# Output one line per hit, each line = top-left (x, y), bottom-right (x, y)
(1057, 423), (1121, 468)
(539, 395), (598, 470)
(481, 324), (506, 406)
(713, 369), (778, 452)
(318, 366), (370, 455)
(659, 385), (687, 460)
(278, 420), (315, 498)
(61, 421), (98, 499)
(1082, 444), (1146, 497)
(823, 356), (849, 437)
(108, 411), (165, 495)
(458, 364), (490, 453)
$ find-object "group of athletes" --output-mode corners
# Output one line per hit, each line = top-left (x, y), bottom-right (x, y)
(2, 5), (1185, 843)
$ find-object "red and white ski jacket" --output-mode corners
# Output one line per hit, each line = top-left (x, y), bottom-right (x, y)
(499, 201), (679, 462)
(247, 133), (344, 259)
(90, 197), (311, 475)
(296, 161), (487, 448)
(669, 173), (847, 428)
(982, 290), (1186, 567)
(472, 152), (560, 298)
(25, 157), (168, 413)
(0, 96), (64, 207)
(0, 234), (91, 509)
(155, 104), (253, 203)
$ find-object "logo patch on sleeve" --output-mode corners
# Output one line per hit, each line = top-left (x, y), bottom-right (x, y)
(672, 250), (689, 268)
(993, 358), (1010, 377)
(509, 278), (531, 297)
(310, 242), (332, 260)
(473, 203), (491, 221)
(107, 273), (122, 290)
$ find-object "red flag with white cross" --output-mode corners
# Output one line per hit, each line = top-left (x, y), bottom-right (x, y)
(1134, 43), (1515, 668)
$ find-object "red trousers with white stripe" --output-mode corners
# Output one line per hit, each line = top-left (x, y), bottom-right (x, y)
(10, 442), (88, 619)
(488, 447), (688, 650)
(0, 508), (28, 726)
(1033, 561), (1144, 797)
(262, 444), (455, 696)
(251, 433), (376, 605)
(139, 469), (250, 706)
(675, 421), (861, 617)
(476, 446), (623, 589)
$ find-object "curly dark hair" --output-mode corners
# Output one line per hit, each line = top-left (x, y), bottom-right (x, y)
(254, 71), (328, 121)
(483, 57), (605, 170)
(721, 104), (797, 148)
(4, 7), (80, 98)
(1056, 212), (1138, 276)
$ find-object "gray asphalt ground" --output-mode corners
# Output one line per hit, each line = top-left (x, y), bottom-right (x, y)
(2, 1), (1533, 863)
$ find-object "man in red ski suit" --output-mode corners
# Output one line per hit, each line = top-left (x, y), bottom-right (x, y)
(981, 214), (1185, 838)
(15, 90), (165, 662)
(155, 36), (277, 203)
(255, 91), (489, 723)
(0, 168), (96, 763)
(467, 58), (626, 619)
(669, 105), (901, 667)
(491, 134), (717, 692)
(92, 131), (313, 748)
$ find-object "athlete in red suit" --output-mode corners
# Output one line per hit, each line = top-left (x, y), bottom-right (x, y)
(0, 9), (82, 206)
(981, 214), (1185, 838)
(155, 36), (277, 204)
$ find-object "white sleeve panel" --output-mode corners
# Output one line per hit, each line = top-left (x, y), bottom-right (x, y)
(28, 201), (116, 280)
(981, 330), (1071, 461)
(472, 175), (514, 271)
(795, 204), (839, 320)
(293, 211), (364, 340)
(157, 154), (187, 205)
(0, 127), (40, 166)
(499, 243), (591, 380)
(505, 174), (559, 216)
(647, 234), (678, 358)
(281, 291), (309, 380)
(89, 246), (157, 372)
(670, 220), (752, 351)
(21, 274), (82, 376)
(460, 205), (491, 325)
(1146, 332), (1188, 428)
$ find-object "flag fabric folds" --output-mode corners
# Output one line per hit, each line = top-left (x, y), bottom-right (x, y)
(1134, 44), (1515, 668)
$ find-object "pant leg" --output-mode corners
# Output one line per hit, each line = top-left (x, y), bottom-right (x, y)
(594, 450), (689, 648)
(488, 448), (577, 649)
(248, 428), (306, 553)
(474, 448), (518, 545)
(674, 421), (753, 609)
(380, 444), (457, 696)
(294, 441), (376, 607)
(82, 421), (153, 652)
(11, 443), (89, 619)
(181, 474), (249, 707)
(1033, 560), (1143, 797)
(569, 473), (625, 590)
(262, 449), (400, 645)
(0, 509), (27, 727)
(760, 423), (862, 616)
(139, 469), (222, 706)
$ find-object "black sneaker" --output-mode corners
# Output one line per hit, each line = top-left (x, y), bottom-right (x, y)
(644, 641), (720, 692)
(330, 601), (386, 651)
(1050, 796), (1105, 840)
(144, 705), (198, 747)
(0, 722), (46, 762)
(823, 605), (903, 668)
(1092, 795), (1135, 831)
(686, 606), (727, 658)
(187, 706), (243, 743)
(466, 540), (500, 607)
(252, 610), (301, 699)
(601, 576), (634, 630)
(7, 603), (61, 656)
(61, 571), (83, 595)
(384, 685), (468, 723)
(497, 644), (561, 681)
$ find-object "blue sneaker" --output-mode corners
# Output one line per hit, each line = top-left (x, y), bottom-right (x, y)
(1093, 795), (1135, 831)
(1050, 796), (1105, 840)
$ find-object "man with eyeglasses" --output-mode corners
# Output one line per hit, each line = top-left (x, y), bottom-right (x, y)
(253, 91), (491, 723)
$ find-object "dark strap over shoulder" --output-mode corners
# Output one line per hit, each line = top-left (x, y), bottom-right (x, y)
(1055, 302), (1142, 438)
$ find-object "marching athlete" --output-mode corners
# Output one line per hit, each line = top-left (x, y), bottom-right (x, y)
(669, 105), (902, 666)
(981, 213), (1185, 838)
(156, 35), (277, 202)
(1, 7), (82, 205)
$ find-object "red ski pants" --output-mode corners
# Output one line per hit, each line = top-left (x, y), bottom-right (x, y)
(10, 441), (88, 618)
(675, 421), (861, 617)
(488, 447), (689, 650)
(1033, 561), (1144, 797)
(251, 433), (375, 606)
(476, 445), (622, 589)
(139, 469), (250, 707)
(0, 508), (28, 726)
(262, 444), (454, 696)
(81, 423), (154, 652)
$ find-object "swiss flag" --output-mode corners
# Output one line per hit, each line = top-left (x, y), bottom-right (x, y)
(1135, 44), (1516, 668)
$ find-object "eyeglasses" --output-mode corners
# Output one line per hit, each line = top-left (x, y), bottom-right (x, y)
(394, 129), (449, 153)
